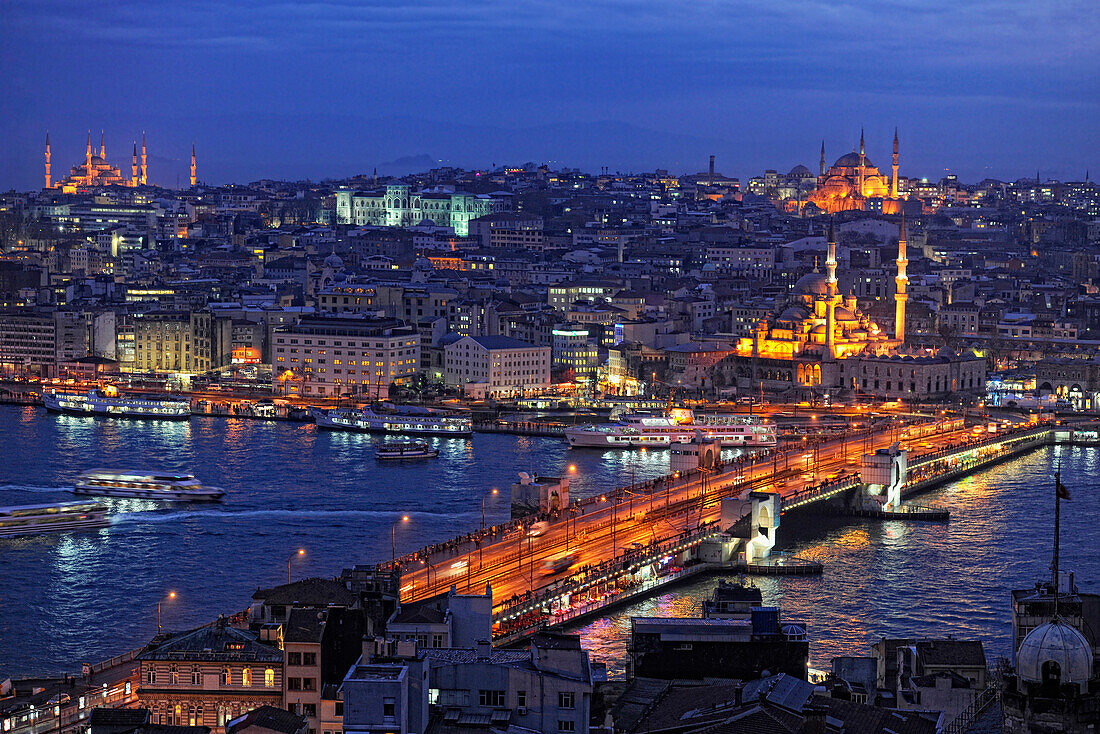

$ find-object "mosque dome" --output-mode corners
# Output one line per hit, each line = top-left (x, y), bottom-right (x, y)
(778, 305), (810, 322)
(1017, 621), (1093, 685)
(788, 164), (813, 177)
(833, 152), (874, 169)
(794, 272), (829, 296)
(323, 252), (344, 270)
(810, 324), (827, 336)
(414, 257), (434, 271)
(835, 306), (857, 321)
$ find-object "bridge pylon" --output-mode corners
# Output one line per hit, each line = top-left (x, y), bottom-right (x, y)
(859, 443), (908, 511)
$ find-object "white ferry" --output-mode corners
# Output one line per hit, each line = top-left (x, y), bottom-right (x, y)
(74, 470), (226, 501)
(0, 501), (109, 538)
(313, 407), (472, 437)
(565, 408), (776, 449)
(43, 389), (191, 420)
(376, 440), (440, 461)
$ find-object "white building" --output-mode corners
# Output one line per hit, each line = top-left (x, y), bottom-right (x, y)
(443, 335), (551, 398)
(272, 316), (419, 399)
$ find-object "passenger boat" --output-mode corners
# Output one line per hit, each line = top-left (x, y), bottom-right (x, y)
(313, 407), (472, 437)
(376, 440), (440, 461)
(43, 389), (191, 420)
(0, 501), (109, 538)
(565, 408), (776, 449)
(74, 470), (226, 501)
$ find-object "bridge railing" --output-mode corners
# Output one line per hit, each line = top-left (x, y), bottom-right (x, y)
(492, 522), (721, 629)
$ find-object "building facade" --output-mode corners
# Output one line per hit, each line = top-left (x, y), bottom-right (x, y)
(136, 622), (284, 734)
(334, 186), (510, 237)
(443, 335), (551, 398)
(272, 317), (419, 398)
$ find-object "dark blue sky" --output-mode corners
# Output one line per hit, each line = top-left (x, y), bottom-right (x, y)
(3, 0), (1098, 189)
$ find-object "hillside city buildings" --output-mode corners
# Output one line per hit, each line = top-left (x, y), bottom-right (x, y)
(4, 137), (1100, 407)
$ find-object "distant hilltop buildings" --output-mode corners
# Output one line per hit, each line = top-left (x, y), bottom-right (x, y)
(44, 131), (196, 192)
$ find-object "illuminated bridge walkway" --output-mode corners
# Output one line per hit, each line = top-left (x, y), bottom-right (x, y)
(385, 418), (1062, 644)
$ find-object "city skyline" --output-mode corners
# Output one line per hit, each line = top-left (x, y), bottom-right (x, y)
(2, 0), (1099, 189)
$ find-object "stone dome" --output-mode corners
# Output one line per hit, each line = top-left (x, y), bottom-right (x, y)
(778, 305), (810, 322)
(788, 164), (813, 177)
(834, 306), (857, 321)
(323, 252), (344, 269)
(794, 272), (829, 296)
(833, 152), (874, 169)
(1017, 621), (1093, 685)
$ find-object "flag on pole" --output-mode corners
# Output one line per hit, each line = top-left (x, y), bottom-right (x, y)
(1057, 477), (1071, 500)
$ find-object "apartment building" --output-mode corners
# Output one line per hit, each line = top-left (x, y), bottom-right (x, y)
(443, 335), (551, 399)
(272, 317), (419, 398)
(136, 620), (284, 733)
(131, 311), (233, 375)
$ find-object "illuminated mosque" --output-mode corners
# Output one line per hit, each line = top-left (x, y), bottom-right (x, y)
(45, 131), (197, 192)
(805, 129), (903, 214)
(722, 214), (984, 399)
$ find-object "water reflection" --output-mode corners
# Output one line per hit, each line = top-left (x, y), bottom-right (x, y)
(570, 445), (1100, 677)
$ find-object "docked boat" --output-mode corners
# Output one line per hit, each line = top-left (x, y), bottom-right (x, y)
(0, 501), (109, 538)
(313, 407), (472, 437)
(74, 470), (226, 501)
(43, 389), (191, 420)
(565, 408), (776, 449)
(376, 440), (440, 460)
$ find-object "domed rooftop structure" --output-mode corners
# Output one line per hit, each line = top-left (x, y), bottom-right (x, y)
(794, 272), (829, 296)
(789, 164), (813, 177)
(323, 252), (344, 270)
(778, 305), (810, 322)
(1017, 621), (1093, 685)
(833, 152), (874, 169)
(835, 306), (857, 321)
(413, 257), (434, 271)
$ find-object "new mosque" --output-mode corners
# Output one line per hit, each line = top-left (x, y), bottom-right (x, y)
(723, 217), (985, 401)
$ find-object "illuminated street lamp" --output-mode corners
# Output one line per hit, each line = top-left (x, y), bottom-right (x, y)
(157, 590), (177, 634)
(392, 515), (409, 566)
(288, 548), (305, 584)
(480, 488), (498, 567)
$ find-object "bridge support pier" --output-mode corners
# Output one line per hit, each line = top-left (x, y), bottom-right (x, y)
(720, 490), (780, 563)
(859, 443), (907, 511)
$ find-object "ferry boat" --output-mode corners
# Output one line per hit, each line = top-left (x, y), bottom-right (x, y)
(43, 389), (191, 420)
(376, 440), (440, 461)
(0, 501), (109, 538)
(74, 470), (226, 501)
(313, 407), (472, 437)
(565, 408), (776, 449)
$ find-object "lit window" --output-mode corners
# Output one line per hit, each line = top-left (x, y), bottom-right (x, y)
(242, 668), (252, 687)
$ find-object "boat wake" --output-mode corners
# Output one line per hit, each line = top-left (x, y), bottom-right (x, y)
(110, 508), (483, 524)
(0, 484), (74, 494)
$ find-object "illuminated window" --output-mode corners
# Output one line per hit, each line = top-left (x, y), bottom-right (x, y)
(221, 668), (230, 685)
(265, 669), (275, 687)
(242, 668), (252, 687)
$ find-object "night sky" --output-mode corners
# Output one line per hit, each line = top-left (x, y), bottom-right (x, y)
(2, 0), (1098, 189)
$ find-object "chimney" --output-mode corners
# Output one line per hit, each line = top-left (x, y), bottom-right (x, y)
(708, 155), (715, 186)
(475, 639), (492, 660)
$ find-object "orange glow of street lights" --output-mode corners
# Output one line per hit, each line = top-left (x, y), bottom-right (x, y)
(568, 465), (577, 473)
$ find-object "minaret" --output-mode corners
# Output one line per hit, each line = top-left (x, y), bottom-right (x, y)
(141, 132), (148, 185)
(99, 130), (106, 159)
(858, 128), (866, 197)
(44, 132), (52, 189)
(819, 140), (826, 176)
(85, 131), (93, 175)
(891, 127), (899, 198)
(190, 144), (196, 187)
(132, 142), (139, 186)
(825, 218), (839, 357)
(894, 213), (909, 343)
